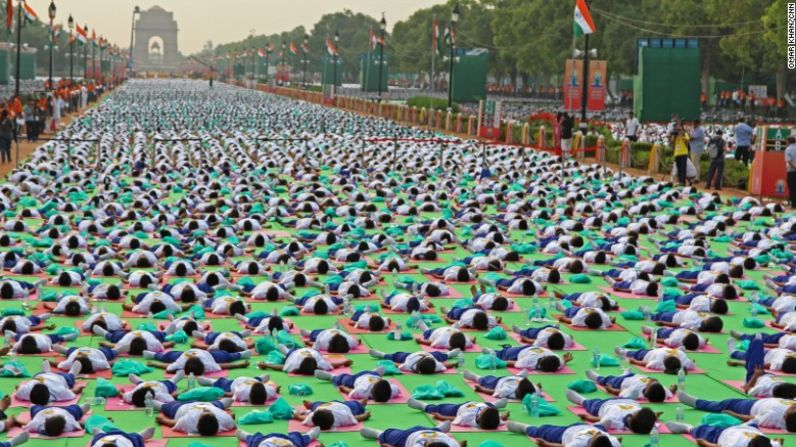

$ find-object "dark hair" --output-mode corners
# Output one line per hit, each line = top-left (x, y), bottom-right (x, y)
(218, 338), (243, 353)
(472, 311), (489, 330)
(64, 300), (82, 317)
(643, 382), (666, 402)
(184, 357), (205, 376)
(645, 282), (658, 297)
(129, 337), (148, 356)
(316, 260), (330, 275)
(723, 285), (738, 300)
(0, 283), (13, 299)
(491, 296), (509, 311)
(368, 315), (385, 332)
(371, 379), (392, 402)
(267, 316), (284, 333)
(197, 413), (220, 436)
(75, 356), (94, 374)
(425, 284), (441, 297)
(131, 387), (155, 407)
(584, 312), (603, 329)
(406, 297), (421, 313)
(29, 383), (50, 405)
(311, 409), (334, 430)
(182, 320), (199, 335)
(682, 332), (700, 351)
(547, 269), (561, 284)
(456, 269), (470, 282)
(448, 332), (467, 351)
(478, 407), (500, 430)
(43, 415), (67, 437)
(782, 357), (796, 374)
(521, 280), (537, 296)
(786, 409), (796, 432)
(296, 357), (317, 375)
(699, 316), (724, 333)
(229, 300), (246, 316)
(546, 331), (565, 350)
(149, 300), (166, 314)
(58, 272), (72, 287)
(537, 355), (561, 372)
(594, 252), (607, 264)
(589, 435), (614, 447)
(515, 378), (535, 399)
(773, 382), (796, 399)
(106, 285), (121, 300)
(711, 299), (728, 315)
(175, 263), (188, 277)
(627, 408), (657, 434)
(744, 258), (757, 270)
(327, 334), (350, 353)
(313, 299), (329, 315)
(663, 356), (682, 374)
(249, 382), (267, 405)
(180, 287), (196, 303)
(415, 356), (438, 374)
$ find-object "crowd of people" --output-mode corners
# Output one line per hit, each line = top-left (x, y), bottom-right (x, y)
(0, 79), (790, 447)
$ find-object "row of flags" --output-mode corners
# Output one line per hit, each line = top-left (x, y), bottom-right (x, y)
(4, 1), (113, 49)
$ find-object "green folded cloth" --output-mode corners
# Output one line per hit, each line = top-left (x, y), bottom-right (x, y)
(246, 311), (268, 320)
(510, 243), (537, 254)
(436, 380), (464, 397)
(237, 277), (255, 288)
(188, 442), (212, 447)
(288, 384), (313, 396)
(736, 339), (751, 352)
(279, 306), (300, 317)
(713, 235), (731, 242)
(112, 360), (154, 376)
(527, 307), (547, 319)
(375, 360), (403, 375)
(239, 410), (275, 425)
(751, 303), (769, 315)
(165, 330), (189, 344)
(485, 326), (507, 340)
(276, 330), (299, 349)
(152, 309), (177, 320)
(521, 393), (561, 416)
(328, 442), (349, 447)
(178, 386), (225, 401)
(742, 317), (765, 328)
(621, 310), (645, 320)
(737, 280), (760, 290)
(255, 337), (278, 355)
(136, 323), (158, 332)
(412, 384), (444, 400)
(267, 398), (294, 419)
(94, 379), (120, 398)
(0, 307), (25, 316)
(700, 413), (743, 428)
(386, 331), (413, 341)
(592, 354), (619, 367)
(567, 379), (597, 393)
(265, 350), (286, 365)
(452, 298), (474, 309)
(353, 303), (380, 313)
(661, 277), (679, 287)
(84, 415), (118, 434)
(653, 300), (676, 313)
(475, 354), (506, 370)
(569, 274), (591, 284)
(477, 441), (503, 447)
(558, 299), (573, 309)
(622, 337), (648, 350)
(184, 305), (205, 320)
(406, 314), (442, 328)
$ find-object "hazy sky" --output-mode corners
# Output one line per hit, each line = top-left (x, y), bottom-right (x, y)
(25, 0), (446, 54)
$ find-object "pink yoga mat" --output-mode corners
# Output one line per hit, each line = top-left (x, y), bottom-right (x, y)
(382, 306), (435, 315)
(598, 287), (656, 300)
(336, 318), (397, 334)
(449, 422), (508, 432)
(56, 366), (112, 378)
(336, 379), (411, 405)
(289, 366), (351, 377)
(166, 369), (227, 378)
(565, 323), (626, 332)
(231, 393), (281, 407)
(240, 442), (319, 447)
(656, 340), (722, 354)
(420, 343), (481, 353)
(422, 274), (477, 285)
(722, 380), (750, 395)
(105, 385), (137, 411)
(300, 309), (343, 316)
(507, 366), (576, 375)
(595, 384), (679, 403)
(7, 427), (86, 438)
(287, 419), (364, 432)
(502, 290), (549, 299)
(475, 389), (554, 403)
(567, 407), (672, 433)
(459, 323), (508, 333)
(636, 365), (705, 374)
(300, 339), (369, 355)
(94, 441), (167, 447)
(11, 381), (87, 407)
(160, 426), (237, 438)
(507, 332), (587, 351)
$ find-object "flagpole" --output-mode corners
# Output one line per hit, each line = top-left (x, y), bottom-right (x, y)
(13, 0), (21, 98)
(364, 27), (371, 94)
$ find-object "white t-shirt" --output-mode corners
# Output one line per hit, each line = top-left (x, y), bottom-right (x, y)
(283, 348), (332, 372)
(58, 347), (110, 371)
(457, 308), (498, 329)
(302, 401), (357, 427)
(617, 375), (673, 400)
(562, 424), (621, 447)
(166, 349), (221, 373)
(626, 118), (640, 137)
(765, 348), (796, 371)
(398, 352), (446, 373)
(53, 296), (90, 314)
(751, 398), (796, 429)
(596, 399), (640, 430)
(312, 329), (359, 351)
(173, 402), (236, 434)
(26, 406), (82, 434)
(642, 347), (695, 371)
(82, 312), (124, 331)
(347, 374), (401, 400)
(114, 331), (165, 353)
(91, 434), (136, 447)
(717, 426), (781, 447)
(515, 347), (560, 370)
(491, 375), (525, 398)
(748, 374), (784, 398)
(662, 328), (705, 348)
(571, 307), (612, 329)
(427, 327), (473, 349)
(123, 380), (174, 404)
(404, 430), (459, 447)
(452, 402), (495, 427)
(13, 333), (52, 353)
(16, 373), (75, 402)
(532, 327), (574, 349)
(230, 377), (278, 402)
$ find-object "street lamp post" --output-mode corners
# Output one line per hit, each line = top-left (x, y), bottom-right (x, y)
(250, 47), (255, 82)
(378, 14), (386, 99)
(91, 30), (96, 81)
(13, 0), (22, 97)
(67, 14), (73, 82)
(579, 0), (591, 132)
(302, 34), (309, 87)
(280, 41), (286, 86)
(128, 6), (139, 74)
(447, 3), (459, 109)
(83, 25), (88, 80)
(48, 0), (56, 89)
(333, 31), (339, 97)
(264, 46), (270, 84)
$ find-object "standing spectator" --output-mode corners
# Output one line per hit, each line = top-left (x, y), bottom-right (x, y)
(0, 110), (13, 164)
(689, 119), (706, 181)
(625, 112), (640, 142)
(786, 136), (796, 208)
(23, 101), (33, 142)
(553, 112), (562, 156)
(560, 113), (574, 159)
(705, 129), (726, 191)
(671, 123), (690, 186)
(734, 118), (755, 165)
(52, 94), (64, 131)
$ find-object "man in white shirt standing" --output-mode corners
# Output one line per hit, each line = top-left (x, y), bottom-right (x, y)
(625, 112), (640, 142)
(785, 136), (796, 208)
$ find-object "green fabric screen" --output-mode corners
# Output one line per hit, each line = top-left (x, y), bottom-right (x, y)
(633, 47), (700, 122)
(451, 48), (488, 103)
(359, 52), (389, 93)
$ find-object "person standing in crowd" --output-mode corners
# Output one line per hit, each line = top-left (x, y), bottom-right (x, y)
(689, 119), (705, 181)
(671, 123), (690, 186)
(625, 112), (640, 142)
(734, 117), (755, 165)
(23, 101), (34, 142)
(560, 113), (574, 159)
(785, 136), (796, 208)
(0, 110), (13, 164)
(705, 129), (726, 191)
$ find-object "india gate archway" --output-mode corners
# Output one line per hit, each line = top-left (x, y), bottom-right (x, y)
(133, 6), (180, 72)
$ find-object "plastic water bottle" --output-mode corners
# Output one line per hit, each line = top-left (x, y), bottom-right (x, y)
(592, 348), (601, 370)
(529, 392), (540, 417)
(187, 373), (196, 390)
(456, 355), (465, 370)
(392, 323), (402, 341)
(650, 328), (658, 347)
(144, 393), (154, 416)
(675, 405), (684, 421)
(677, 368), (686, 391)
(649, 425), (659, 447)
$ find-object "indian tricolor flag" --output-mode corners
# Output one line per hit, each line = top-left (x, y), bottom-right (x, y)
(325, 36), (337, 56)
(75, 24), (88, 45)
(573, 0), (596, 36)
(22, 1), (37, 22)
